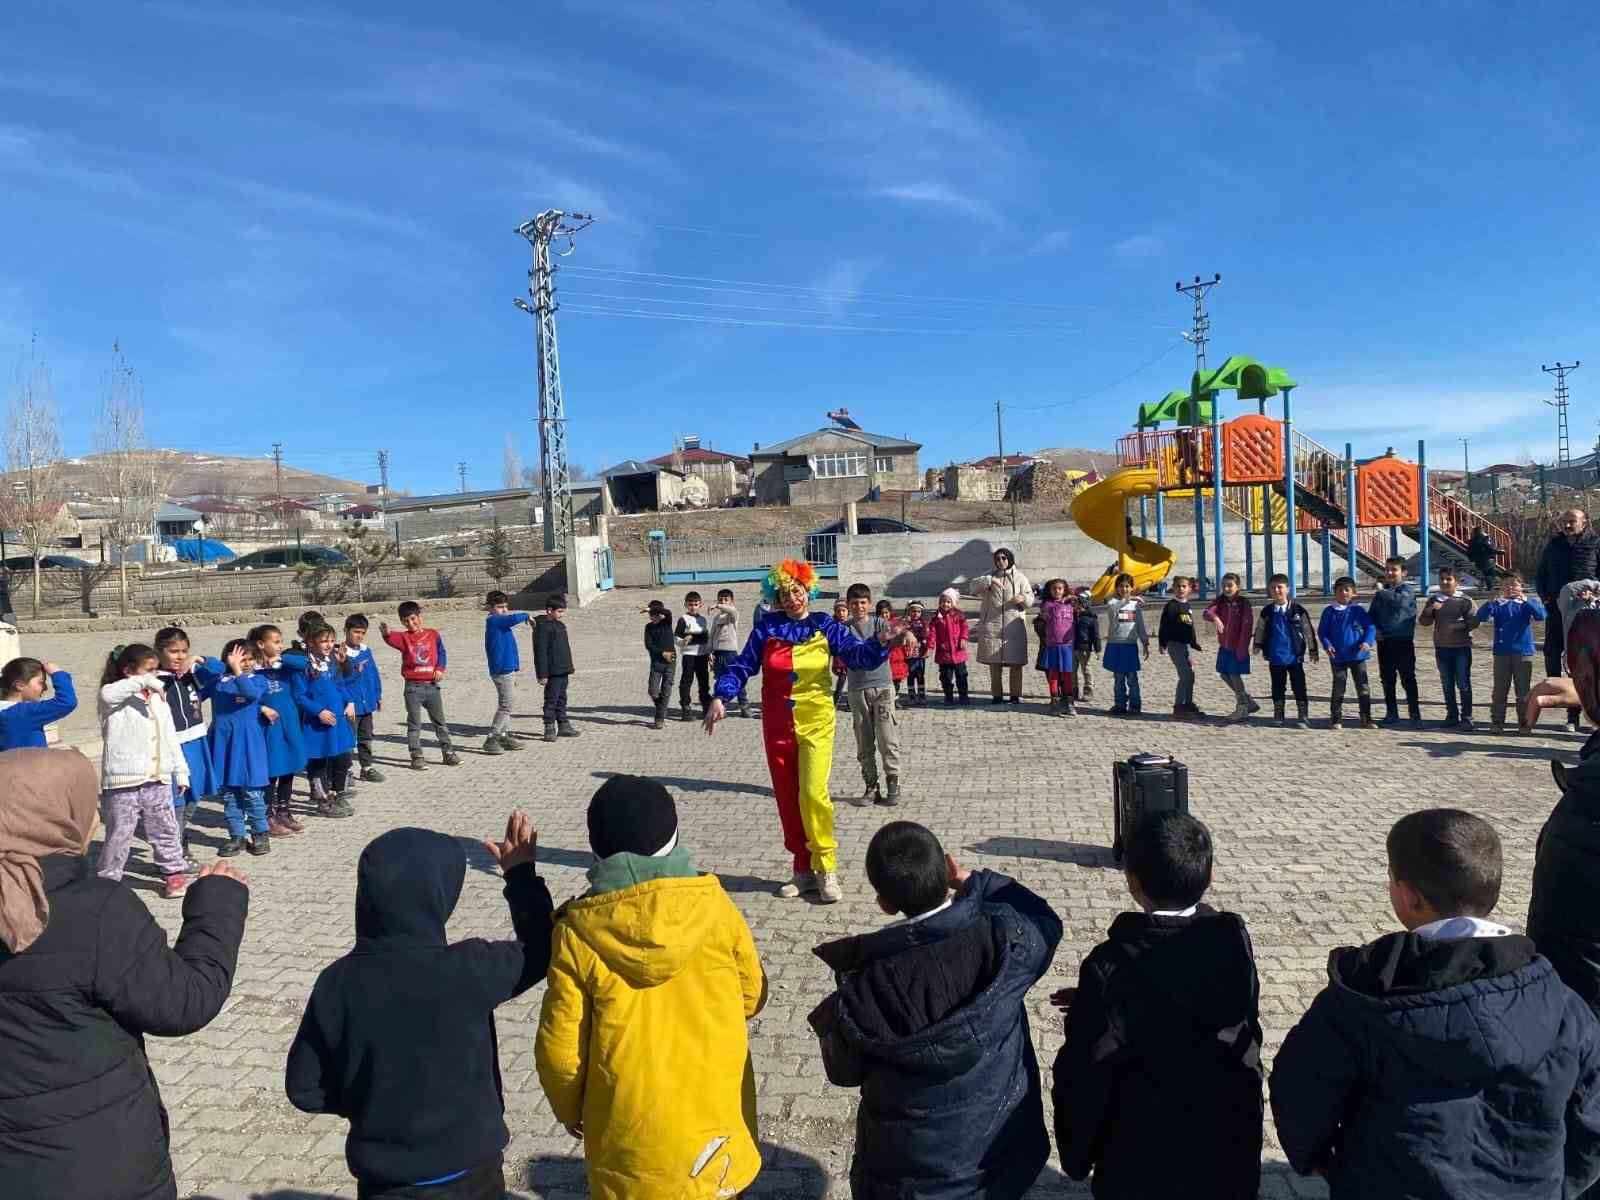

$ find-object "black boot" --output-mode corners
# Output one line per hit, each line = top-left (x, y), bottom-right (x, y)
(1273, 701), (1286, 728)
(218, 836), (248, 857)
(1330, 702), (1343, 729)
(557, 720), (581, 738)
(247, 832), (271, 856)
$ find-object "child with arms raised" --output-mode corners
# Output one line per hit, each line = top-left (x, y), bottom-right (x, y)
(0, 656), (75, 751)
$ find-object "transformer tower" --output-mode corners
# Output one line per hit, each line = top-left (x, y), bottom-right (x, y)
(515, 210), (592, 552)
(1544, 360), (1580, 470)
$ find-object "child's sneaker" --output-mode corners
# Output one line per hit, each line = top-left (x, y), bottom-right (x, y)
(409, 753), (429, 771)
(557, 721), (581, 738)
(858, 783), (881, 807)
(279, 809), (307, 834)
(361, 765), (386, 783)
(162, 873), (193, 900)
(1329, 718), (1344, 729)
(481, 736), (505, 755)
(442, 750), (464, 766)
(817, 872), (844, 904)
(1108, 704), (1128, 716)
(881, 778), (901, 806)
(218, 836), (248, 857)
(1061, 700), (1075, 716)
(777, 871), (818, 899)
(1360, 717), (1378, 729)
(543, 723), (558, 743)
(1491, 722), (1507, 734)
(247, 832), (272, 856)
(500, 733), (524, 751)
(317, 796), (353, 819)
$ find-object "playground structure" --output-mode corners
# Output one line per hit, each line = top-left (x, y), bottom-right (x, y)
(1071, 355), (1514, 598)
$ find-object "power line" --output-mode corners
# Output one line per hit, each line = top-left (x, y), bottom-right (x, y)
(561, 289), (1102, 330)
(559, 303), (1109, 337)
(562, 265), (1172, 317)
(1007, 338), (1188, 412)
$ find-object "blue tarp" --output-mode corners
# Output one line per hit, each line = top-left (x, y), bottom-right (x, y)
(171, 537), (236, 564)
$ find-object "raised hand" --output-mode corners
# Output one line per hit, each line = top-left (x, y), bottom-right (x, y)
(483, 809), (538, 872)
(224, 644), (250, 675)
(198, 861), (249, 888)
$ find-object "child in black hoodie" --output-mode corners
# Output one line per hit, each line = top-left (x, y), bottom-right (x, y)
(809, 821), (1062, 1199)
(642, 600), (677, 730)
(285, 813), (553, 1199)
(1053, 810), (1263, 1199)
(1272, 808), (1600, 1199)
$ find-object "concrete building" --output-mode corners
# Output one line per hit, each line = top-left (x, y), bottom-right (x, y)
(601, 460), (689, 512)
(646, 441), (750, 505)
(383, 487), (543, 541)
(750, 427), (921, 506)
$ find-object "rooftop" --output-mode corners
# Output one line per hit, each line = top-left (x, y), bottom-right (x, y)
(384, 487), (535, 513)
(752, 427), (921, 457)
(647, 447), (751, 468)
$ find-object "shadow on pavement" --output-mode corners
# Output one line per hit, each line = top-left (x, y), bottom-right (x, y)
(592, 769), (774, 798)
(966, 835), (1117, 869)
(1396, 739), (1569, 762)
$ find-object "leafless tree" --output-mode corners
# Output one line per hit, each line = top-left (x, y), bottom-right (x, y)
(503, 435), (524, 490)
(0, 340), (66, 617)
(93, 344), (167, 614)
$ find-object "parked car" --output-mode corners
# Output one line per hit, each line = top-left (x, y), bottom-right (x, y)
(1, 554), (96, 572)
(804, 517), (924, 564)
(217, 545), (349, 572)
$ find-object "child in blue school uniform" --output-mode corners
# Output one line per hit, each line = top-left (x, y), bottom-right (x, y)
(208, 638), (272, 858)
(1317, 577), (1378, 729)
(154, 626), (220, 865)
(250, 622), (310, 836)
(290, 620), (359, 819)
(343, 613), (384, 783)
(1476, 571), (1547, 733)
(483, 591), (531, 755)
(0, 656), (76, 750)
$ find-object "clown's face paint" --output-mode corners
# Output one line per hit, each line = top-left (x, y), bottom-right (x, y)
(780, 583), (809, 619)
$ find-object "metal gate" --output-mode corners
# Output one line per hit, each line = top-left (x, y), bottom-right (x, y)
(648, 532), (838, 585)
(593, 544), (615, 592)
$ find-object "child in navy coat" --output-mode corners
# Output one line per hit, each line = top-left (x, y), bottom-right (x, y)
(208, 638), (272, 857)
(289, 621), (358, 818)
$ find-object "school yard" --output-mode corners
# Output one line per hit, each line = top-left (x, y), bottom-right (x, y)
(23, 585), (1574, 1199)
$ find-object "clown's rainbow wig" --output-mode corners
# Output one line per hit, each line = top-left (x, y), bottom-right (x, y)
(763, 558), (820, 602)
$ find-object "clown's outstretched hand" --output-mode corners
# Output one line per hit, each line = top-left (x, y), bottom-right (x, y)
(703, 697), (726, 736)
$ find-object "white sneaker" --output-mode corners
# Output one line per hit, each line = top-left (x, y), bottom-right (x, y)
(777, 871), (817, 899)
(817, 872), (843, 904)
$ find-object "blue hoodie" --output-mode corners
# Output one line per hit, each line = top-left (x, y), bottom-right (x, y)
(1318, 603), (1377, 666)
(484, 611), (531, 677)
(1477, 595), (1548, 656)
(1368, 582), (1418, 640)
(0, 670), (77, 750)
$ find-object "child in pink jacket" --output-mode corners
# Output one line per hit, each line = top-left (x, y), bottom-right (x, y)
(1205, 573), (1259, 721)
(928, 587), (972, 705)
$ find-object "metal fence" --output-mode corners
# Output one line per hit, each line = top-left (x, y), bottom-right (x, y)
(649, 533), (839, 585)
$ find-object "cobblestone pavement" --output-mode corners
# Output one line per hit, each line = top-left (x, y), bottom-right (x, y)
(22, 586), (1579, 1199)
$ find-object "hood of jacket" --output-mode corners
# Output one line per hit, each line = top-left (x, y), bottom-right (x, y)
(812, 899), (1013, 1078)
(354, 827), (465, 948)
(1096, 907), (1261, 1064)
(558, 872), (726, 988)
(1324, 930), (1555, 1084)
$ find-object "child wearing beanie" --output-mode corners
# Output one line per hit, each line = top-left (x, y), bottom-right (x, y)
(536, 775), (768, 1200)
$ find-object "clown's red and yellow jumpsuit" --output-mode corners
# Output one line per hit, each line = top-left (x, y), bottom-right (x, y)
(714, 611), (888, 874)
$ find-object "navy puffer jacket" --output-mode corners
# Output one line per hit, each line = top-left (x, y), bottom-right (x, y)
(809, 871), (1062, 1200)
(1271, 930), (1600, 1199)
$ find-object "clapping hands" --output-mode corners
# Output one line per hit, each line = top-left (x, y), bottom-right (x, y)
(483, 809), (538, 872)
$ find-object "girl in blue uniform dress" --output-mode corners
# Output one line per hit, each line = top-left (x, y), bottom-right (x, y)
(207, 638), (271, 856)
(289, 621), (358, 818)
(250, 623), (309, 838)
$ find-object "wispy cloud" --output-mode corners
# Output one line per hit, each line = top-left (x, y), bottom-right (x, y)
(870, 182), (1004, 227)
(808, 258), (881, 317)
(1113, 232), (1166, 262)
(1030, 229), (1072, 255)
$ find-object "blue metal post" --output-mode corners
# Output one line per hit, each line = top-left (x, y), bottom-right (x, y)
(1154, 491), (1165, 560)
(1321, 525), (1332, 594)
(1390, 526), (1400, 559)
(1194, 445), (1208, 597)
(1244, 511), (1254, 590)
(1302, 529), (1311, 586)
(1283, 386), (1297, 597)
(1259, 397), (1274, 585)
(1418, 440), (1431, 589)
(1210, 392), (1226, 589)
(1345, 442), (1359, 584)
(1139, 495), (1148, 541)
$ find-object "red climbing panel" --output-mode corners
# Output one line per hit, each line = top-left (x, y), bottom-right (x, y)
(1221, 415), (1283, 484)
(1356, 457), (1421, 526)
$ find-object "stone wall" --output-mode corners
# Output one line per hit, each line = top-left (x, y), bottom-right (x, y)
(13, 555), (566, 618)
(382, 494), (543, 542)
(942, 464), (1004, 501)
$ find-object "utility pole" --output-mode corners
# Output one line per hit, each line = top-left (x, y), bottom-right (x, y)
(1544, 361), (1580, 469)
(458, 462), (468, 494)
(1177, 273), (1222, 595)
(516, 209), (593, 552)
(376, 449), (389, 513)
(1459, 437), (1470, 505)
(995, 400), (1015, 530)
(271, 441), (284, 508)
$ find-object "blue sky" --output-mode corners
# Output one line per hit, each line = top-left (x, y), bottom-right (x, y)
(2, 1), (1598, 495)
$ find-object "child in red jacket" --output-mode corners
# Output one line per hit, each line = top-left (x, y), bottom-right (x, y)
(928, 588), (971, 705)
(379, 600), (462, 770)
(877, 599), (910, 700)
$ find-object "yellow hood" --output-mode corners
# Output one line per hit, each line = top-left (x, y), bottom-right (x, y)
(560, 873), (728, 988)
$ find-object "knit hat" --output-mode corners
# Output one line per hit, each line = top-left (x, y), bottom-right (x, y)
(939, 586), (960, 604)
(587, 775), (679, 859)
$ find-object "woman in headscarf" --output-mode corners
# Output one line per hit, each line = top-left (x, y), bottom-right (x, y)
(0, 748), (249, 1200)
(971, 547), (1033, 704)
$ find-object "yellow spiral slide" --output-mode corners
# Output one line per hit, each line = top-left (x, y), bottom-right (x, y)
(1070, 467), (1176, 602)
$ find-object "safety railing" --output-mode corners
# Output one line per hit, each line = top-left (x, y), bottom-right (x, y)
(1426, 487), (1513, 567)
(1115, 428), (1216, 490)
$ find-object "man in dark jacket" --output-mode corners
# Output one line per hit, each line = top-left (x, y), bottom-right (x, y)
(1052, 811), (1263, 1199)
(286, 815), (553, 1199)
(533, 592), (578, 742)
(0, 747), (249, 1200)
(1272, 807), (1600, 1199)
(1538, 509), (1600, 730)
(808, 821), (1062, 1199)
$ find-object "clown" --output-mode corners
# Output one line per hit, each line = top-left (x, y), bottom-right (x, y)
(706, 560), (907, 903)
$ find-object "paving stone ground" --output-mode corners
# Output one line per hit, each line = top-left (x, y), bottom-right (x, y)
(21, 585), (1579, 1199)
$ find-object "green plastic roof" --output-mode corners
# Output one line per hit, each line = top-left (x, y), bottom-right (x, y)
(1138, 355), (1298, 426)
(1139, 390), (1213, 428)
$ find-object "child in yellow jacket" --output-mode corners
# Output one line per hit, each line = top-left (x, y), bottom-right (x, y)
(536, 775), (768, 1200)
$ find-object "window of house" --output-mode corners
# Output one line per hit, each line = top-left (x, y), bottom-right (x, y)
(811, 450), (868, 478)
(874, 455), (894, 473)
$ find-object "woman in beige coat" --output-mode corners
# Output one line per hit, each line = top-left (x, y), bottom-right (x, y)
(970, 547), (1032, 703)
